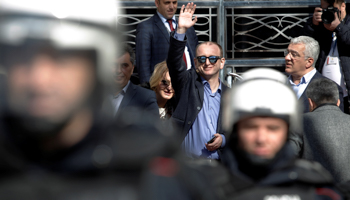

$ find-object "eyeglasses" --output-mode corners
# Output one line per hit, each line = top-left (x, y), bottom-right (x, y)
(284, 49), (301, 59)
(196, 56), (222, 64)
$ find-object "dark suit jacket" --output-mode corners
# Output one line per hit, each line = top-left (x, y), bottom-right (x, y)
(136, 13), (198, 84)
(167, 32), (227, 140)
(115, 82), (159, 126)
(299, 71), (344, 113)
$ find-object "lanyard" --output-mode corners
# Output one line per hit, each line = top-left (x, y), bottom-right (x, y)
(331, 32), (337, 56)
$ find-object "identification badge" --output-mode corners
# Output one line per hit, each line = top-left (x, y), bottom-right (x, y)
(327, 56), (338, 65)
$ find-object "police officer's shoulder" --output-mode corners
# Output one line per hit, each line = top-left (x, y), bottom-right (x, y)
(182, 159), (235, 198)
(185, 158), (228, 177)
(182, 159), (227, 177)
(292, 159), (334, 184)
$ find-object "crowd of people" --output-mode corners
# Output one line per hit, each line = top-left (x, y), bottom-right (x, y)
(0, 0), (350, 199)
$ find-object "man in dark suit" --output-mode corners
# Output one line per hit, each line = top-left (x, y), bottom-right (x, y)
(135, 0), (198, 85)
(112, 44), (159, 124)
(167, 3), (227, 160)
(285, 35), (343, 113)
(302, 78), (350, 183)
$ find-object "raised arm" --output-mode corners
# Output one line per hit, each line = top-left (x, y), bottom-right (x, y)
(167, 3), (198, 97)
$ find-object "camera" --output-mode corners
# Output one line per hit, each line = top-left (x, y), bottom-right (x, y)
(322, 6), (340, 24)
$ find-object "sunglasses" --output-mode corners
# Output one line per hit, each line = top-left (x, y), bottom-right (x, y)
(161, 80), (171, 87)
(196, 56), (221, 64)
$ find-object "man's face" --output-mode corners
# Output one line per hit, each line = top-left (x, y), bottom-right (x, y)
(195, 43), (225, 80)
(321, 0), (346, 17)
(114, 52), (134, 89)
(237, 117), (288, 159)
(285, 43), (309, 77)
(155, 0), (178, 20)
(7, 52), (95, 124)
(321, 0), (343, 9)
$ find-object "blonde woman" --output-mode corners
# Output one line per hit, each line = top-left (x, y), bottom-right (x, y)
(149, 61), (175, 119)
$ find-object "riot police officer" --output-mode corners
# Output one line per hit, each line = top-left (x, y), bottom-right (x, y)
(219, 68), (343, 200)
(0, 1), (178, 199)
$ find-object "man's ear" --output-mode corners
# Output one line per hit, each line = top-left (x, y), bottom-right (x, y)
(131, 65), (135, 74)
(194, 58), (199, 72)
(220, 57), (226, 70)
(155, 0), (159, 8)
(305, 57), (314, 69)
(337, 99), (340, 107)
(308, 98), (316, 112)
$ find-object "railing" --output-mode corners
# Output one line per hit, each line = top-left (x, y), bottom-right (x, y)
(118, 0), (350, 85)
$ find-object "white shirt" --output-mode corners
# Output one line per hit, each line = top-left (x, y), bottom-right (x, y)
(322, 32), (348, 97)
(111, 81), (130, 116)
(288, 68), (317, 99)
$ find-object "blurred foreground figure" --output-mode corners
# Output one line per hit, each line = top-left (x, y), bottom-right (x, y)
(220, 68), (342, 199)
(0, 1), (177, 199)
(238, 68), (303, 156)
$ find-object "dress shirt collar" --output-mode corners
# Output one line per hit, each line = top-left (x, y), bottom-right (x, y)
(288, 68), (316, 86)
(157, 11), (176, 25)
(201, 76), (222, 94)
(114, 80), (130, 98)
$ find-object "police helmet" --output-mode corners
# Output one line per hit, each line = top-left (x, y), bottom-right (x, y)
(0, 0), (120, 87)
(223, 68), (301, 137)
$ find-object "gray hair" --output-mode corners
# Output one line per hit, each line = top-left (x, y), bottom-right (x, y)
(290, 36), (320, 67)
(306, 78), (339, 106)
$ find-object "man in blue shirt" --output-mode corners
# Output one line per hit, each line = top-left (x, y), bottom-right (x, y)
(167, 3), (227, 160)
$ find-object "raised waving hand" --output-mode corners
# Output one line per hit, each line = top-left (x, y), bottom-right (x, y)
(177, 2), (197, 34)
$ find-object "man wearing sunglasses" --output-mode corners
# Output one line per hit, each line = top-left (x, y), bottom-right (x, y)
(166, 3), (227, 160)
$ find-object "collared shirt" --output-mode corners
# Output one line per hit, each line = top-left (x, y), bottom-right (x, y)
(111, 81), (130, 116)
(174, 32), (185, 41)
(163, 13), (192, 69)
(157, 11), (176, 32)
(288, 68), (316, 99)
(182, 77), (226, 159)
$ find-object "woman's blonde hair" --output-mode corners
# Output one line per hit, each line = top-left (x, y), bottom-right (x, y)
(149, 61), (168, 91)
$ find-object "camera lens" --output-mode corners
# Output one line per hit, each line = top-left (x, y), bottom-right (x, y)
(321, 7), (337, 24)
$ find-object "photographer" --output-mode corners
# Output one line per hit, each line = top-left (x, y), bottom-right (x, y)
(303, 0), (350, 113)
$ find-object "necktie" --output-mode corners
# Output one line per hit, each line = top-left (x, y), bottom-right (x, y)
(113, 90), (125, 116)
(167, 19), (187, 67)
